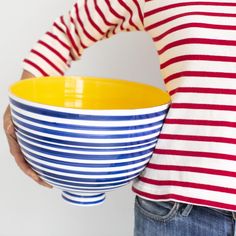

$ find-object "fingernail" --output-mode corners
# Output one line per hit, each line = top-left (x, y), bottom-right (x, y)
(39, 180), (53, 189)
(43, 183), (53, 189)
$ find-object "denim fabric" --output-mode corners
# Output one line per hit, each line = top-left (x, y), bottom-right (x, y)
(134, 196), (236, 236)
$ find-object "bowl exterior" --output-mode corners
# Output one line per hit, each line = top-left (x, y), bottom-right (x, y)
(9, 95), (170, 205)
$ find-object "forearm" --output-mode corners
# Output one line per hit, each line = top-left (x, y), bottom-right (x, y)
(22, 0), (145, 77)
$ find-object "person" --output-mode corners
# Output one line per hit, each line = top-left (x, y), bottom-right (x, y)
(4, 0), (236, 235)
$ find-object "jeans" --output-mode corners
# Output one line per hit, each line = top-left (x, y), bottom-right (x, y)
(134, 195), (236, 236)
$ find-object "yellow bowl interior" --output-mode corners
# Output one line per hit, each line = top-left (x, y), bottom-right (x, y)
(9, 76), (171, 109)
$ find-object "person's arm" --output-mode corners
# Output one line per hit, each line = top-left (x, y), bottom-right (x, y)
(23, 0), (145, 76)
(3, 0), (145, 188)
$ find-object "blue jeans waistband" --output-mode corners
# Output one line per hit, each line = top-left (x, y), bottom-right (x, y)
(135, 195), (236, 220)
(134, 196), (236, 236)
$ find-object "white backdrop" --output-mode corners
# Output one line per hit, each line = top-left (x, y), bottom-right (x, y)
(0, 1), (165, 235)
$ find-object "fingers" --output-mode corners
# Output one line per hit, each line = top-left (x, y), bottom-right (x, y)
(6, 120), (17, 140)
(8, 134), (52, 189)
(3, 105), (53, 189)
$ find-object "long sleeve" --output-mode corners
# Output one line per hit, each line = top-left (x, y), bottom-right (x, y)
(22, 0), (145, 77)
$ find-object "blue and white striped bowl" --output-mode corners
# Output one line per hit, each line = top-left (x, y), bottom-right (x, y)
(9, 76), (170, 206)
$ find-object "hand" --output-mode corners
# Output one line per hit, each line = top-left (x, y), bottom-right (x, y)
(4, 74), (53, 188)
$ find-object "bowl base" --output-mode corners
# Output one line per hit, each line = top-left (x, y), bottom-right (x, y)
(61, 191), (106, 206)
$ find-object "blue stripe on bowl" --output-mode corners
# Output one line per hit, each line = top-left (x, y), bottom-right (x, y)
(19, 139), (154, 160)
(38, 171), (138, 185)
(42, 176), (130, 187)
(12, 109), (165, 131)
(10, 98), (169, 121)
(51, 180), (127, 191)
(19, 144), (152, 167)
(63, 192), (104, 198)
(53, 182), (127, 191)
(25, 156), (147, 175)
(62, 195), (105, 205)
(17, 131), (157, 152)
(16, 127), (158, 147)
(32, 166), (140, 182)
(13, 117), (162, 139)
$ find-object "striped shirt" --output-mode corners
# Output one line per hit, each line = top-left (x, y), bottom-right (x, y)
(22, 0), (236, 212)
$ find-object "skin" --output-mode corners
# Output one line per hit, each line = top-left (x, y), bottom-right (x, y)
(3, 70), (53, 189)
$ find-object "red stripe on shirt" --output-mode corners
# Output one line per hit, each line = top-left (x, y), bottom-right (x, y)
(160, 54), (236, 70)
(169, 87), (236, 96)
(85, 0), (105, 35)
(60, 16), (81, 57)
(134, 0), (144, 27)
(119, 0), (140, 31)
(146, 11), (236, 31)
(30, 49), (64, 75)
(75, 3), (97, 42)
(147, 164), (236, 178)
(132, 186), (236, 211)
(53, 22), (65, 34)
(154, 148), (236, 161)
(38, 40), (68, 64)
(144, 1), (236, 18)
(95, 0), (117, 28)
(158, 133), (236, 145)
(139, 177), (236, 195)
(154, 23), (236, 42)
(159, 38), (236, 55)
(164, 71), (236, 84)
(94, 0), (118, 37)
(105, 0), (125, 31)
(70, 16), (88, 49)
(164, 118), (236, 128)
(171, 103), (236, 111)
(23, 59), (48, 76)
(46, 32), (70, 50)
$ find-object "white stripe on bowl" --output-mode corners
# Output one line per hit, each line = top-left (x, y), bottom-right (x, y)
(26, 159), (146, 178)
(42, 178), (128, 190)
(16, 129), (157, 149)
(12, 112), (163, 134)
(62, 192), (105, 203)
(20, 142), (153, 164)
(14, 120), (161, 143)
(23, 151), (150, 172)
(38, 171), (140, 184)
(17, 134), (156, 155)
(10, 104), (167, 126)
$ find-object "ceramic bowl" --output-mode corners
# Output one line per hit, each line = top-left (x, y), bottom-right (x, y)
(9, 76), (171, 206)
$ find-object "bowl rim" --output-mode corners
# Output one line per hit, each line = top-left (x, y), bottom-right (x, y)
(9, 76), (171, 115)
(9, 92), (171, 115)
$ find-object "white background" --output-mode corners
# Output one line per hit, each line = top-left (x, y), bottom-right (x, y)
(0, 1), (164, 235)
